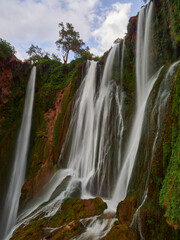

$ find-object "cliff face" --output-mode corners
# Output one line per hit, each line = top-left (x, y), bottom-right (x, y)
(0, 51), (85, 212)
(111, 0), (180, 238)
(0, 53), (31, 210)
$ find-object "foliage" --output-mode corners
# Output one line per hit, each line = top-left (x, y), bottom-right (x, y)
(55, 22), (86, 64)
(10, 197), (107, 240)
(0, 38), (16, 60)
(37, 58), (80, 111)
(26, 44), (50, 63)
(93, 56), (101, 61)
(78, 46), (93, 60)
(51, 53), (61, 61)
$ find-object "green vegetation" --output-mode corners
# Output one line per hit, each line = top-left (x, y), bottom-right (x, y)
(0, 38), (16, 60)
(37, 57), (83, 111)
(56, 22), (90, 64)
(11, 197), (107, 240)
(160, 64), (180, 226)
(26, 44), (61, 64)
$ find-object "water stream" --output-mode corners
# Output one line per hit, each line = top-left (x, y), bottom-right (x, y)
(0, 67), (36, 240)
(112, 1), (155, 206)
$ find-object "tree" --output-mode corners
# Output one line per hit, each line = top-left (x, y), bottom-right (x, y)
(55, 22), (85, 64)
(26, 44), (44, 63)
(26, 44), (52, 63)
(51, 53), (61, 62)
(78, 46), (93, 60)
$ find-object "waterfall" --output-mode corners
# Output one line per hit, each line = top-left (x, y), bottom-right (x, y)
(121, 38), (126, 83)
(6, 49), (123, 239)
(0, 66), (36, 239)
(59, 45), (123, 198)
(112, 1), (155, 206)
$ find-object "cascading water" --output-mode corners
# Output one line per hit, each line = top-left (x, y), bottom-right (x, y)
(0, 66), (36, 239)
(112, 1), (155, 206)
(121, 38), (125, 82)
(6, 50), (123, 240)
(59, 45), (124, 198)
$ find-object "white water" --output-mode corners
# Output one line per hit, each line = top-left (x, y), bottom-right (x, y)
(112, 1), (155, 206)
(121, 38), (126, 82)
(59, 45), (123, 198)
(0, 67), (36, 239)
(5, 47), (123, 238)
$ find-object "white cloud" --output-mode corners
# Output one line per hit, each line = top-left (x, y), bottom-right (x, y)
(0, 0), (99, 60)
(91, 2), (131, 56)
(0, 0), (131, 60)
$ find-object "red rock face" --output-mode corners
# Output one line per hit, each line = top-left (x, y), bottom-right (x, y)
(20, 82), (73, 207)
(44, 88), (66, 144)
(126, 16), (138, 55)
(0, 54), (30, 127)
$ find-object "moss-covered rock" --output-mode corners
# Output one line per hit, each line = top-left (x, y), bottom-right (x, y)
(117, 195), (138, 226)
(48, 220), (85, 240)
(11, 197), (107, 240)
(104, 223), (137, 240)
(47, 197), (107, 228)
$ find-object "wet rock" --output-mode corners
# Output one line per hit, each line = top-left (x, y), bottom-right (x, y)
(67, 180), (82, 199)
(117, 195), (138, 226)
(104, 223), (138, 240)
(46, 220), (85, 240)
(48, 197), (107, 228)
(49, 176), (71, 201)
(11, 197), (107, 239)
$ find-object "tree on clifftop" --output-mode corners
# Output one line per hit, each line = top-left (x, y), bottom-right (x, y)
(55, 22), (85, 64)
(26, 44), (50, 63)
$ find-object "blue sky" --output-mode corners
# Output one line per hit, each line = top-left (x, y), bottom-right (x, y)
(0, 0), (147, 61)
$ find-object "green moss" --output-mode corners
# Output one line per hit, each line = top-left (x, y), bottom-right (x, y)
(104, 224), (137, 240)
(160, 64), (180, 226)
(47, 197), (107, 228)
(50, 220), (85, 240)
(11, 197), (106, 240)
(37, 58), (83, 112)
(10, 219), (44, 240)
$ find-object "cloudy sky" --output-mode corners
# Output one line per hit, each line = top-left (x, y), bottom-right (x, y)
(0, 0), (145, 61)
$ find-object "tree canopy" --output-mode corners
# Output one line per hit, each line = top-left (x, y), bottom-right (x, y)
(26, 44), (49, 63)
(55, 22), (86, 64)
(26, 44), (61, 63)
(0, 38), (16, 60)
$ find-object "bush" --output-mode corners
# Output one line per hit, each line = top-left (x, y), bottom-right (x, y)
(0, 38), (16, 60)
